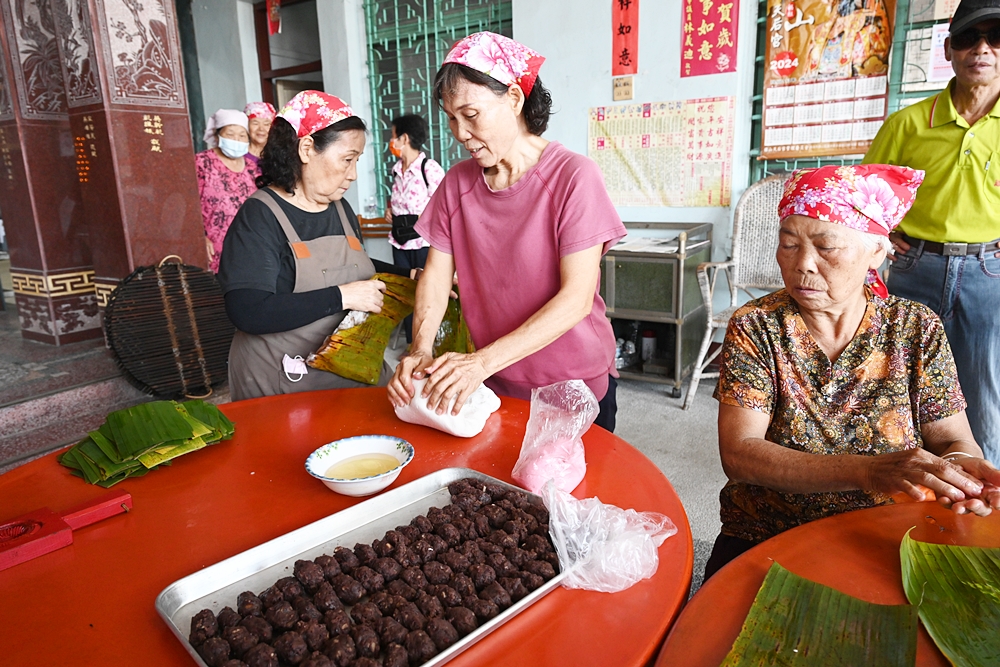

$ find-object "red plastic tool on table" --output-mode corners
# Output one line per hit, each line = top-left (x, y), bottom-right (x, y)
(0, 489), (132, 571)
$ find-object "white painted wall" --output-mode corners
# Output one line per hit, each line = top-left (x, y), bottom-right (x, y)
(238, 0), (263, 104)
(191, 0), (248, 123)
(512, 0), (760, 261)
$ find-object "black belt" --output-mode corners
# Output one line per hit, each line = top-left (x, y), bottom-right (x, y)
(900, 233), (1000, 256)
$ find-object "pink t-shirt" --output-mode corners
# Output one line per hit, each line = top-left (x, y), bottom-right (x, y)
(415, 142), (626, 401)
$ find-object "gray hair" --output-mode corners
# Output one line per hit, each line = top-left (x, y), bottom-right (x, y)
(848, 227), (892, 255)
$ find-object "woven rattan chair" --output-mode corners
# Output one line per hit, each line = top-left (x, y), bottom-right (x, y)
(683, 174), (788, 410)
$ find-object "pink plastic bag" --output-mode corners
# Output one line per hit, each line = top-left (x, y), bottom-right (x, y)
(511, 380), (598, 494)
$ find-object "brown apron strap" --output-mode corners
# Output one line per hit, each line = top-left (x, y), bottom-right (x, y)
(251, 189), (302, 244)
(333, 200), (364, 251)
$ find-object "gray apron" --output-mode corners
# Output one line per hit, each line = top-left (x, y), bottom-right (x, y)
(228, 189), (389, 400)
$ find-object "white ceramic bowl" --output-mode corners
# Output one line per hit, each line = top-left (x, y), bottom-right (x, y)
(305, 435), (414, 497)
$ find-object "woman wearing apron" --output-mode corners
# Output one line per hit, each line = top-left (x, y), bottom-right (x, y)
(219, 91), (414, 400)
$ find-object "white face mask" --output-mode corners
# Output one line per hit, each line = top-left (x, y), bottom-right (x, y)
(218, 137), (249, 158)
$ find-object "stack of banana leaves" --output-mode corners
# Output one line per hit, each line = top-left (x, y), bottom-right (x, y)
(59, 400), (234, 487)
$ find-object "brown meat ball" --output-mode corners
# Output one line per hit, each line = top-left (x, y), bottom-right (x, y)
(410, 539), (436, 564)
(426, 617), (459, 651)
(258, 586), (284, 610)
(393, 602), (427, 631)
(387, 579), (418, 601)
(427, 507), (450, 527)
(384, 643), (409, 667)
(394, 544), (422, 568)
(264, 600), (297, 630)
(300, 652), (333, 667)
(476, 539), (503, 555)
(524, 503), (549, 523)
(504, 547), (529, 567)
(486, 553), (518, 578)
(466, 597), (499, 621)
(294, 560), (326, 591)
(468, 563), (497, 591)
(400, 566), (428, 590)
(523, 533), (553, 554)
(423, 561), (453, 585)
(237, 591), (263, 618)
(450, 574), (476, 598)
(191, 609), (219, 642)
(221, 660), (249, 667)
(481, 504), (508, 528)
(368, 590), (393, 615)
(239, 616), (274, 643)
(458, 541), (485, 564)
(416, 591), (444, 618)
(488, 530), (517, 550)
(329, 574), (365, 604)
(354, 659), (380, 667)
(313, 555), (342, 580)
(469, 512), (491, 538)
(273, 631), (309, 665)
(243, 642), (279, 667)
(445, 606), (478, 635)
(410, 514), (433, 534)
(452, 517), (477, 541)
(543, 551), (561, 569)
(351, 601), (383, 626)
(480, 581), (512, 610)
(448, 479), (474, 496)
(372, 556), (403, 582)
(353, 565), (385, 594)
(351, 624), (380, 659)
(276, 576), (305, 601)
(323, 634), (356, 667)
(502, 519), (528, 543)
(323, 609), (351, 637)
(332, 546), (359, 574)
(222, 625), (258, 658)
(432, 585), (462, 607)
(395, 524), (421, 543)
(292, 596), (323, 623)
(533, 522), (550, 538)
(199, 636), (231, 667)
(442, 504), (465, 519)
(437, 551), (470, 573)
(375, 616), (409, 646)
(312, 581), (343, 613)
(297, 620), (330, 652)
(523, 559), (556, 580)
(452, 492), (483, 514)
(353, 542), (378, 565)
(519, 570), (545, 591)
(424, 533), (449, 554)
(434, 522), (462, 547)
(404, 630), (438, 665)
(216, 605), (239, 629)
(498, 577), (529, 602)
(383, 529), (410, 551)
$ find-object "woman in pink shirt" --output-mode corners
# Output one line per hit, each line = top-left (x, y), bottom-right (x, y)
(388, 32), (626, 431)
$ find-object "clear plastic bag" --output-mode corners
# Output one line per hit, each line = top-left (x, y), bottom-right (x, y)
(511, 380), (598, 494)
(541, 480), (678, 593)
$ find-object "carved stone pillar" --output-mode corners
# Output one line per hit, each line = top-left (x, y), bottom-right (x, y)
(51, 0), (205, 308)
(0, 0), (98, 344)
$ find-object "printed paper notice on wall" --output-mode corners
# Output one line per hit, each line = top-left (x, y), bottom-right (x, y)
(588, 97), (735, 207)
(681, 0), (739, 77)
(613, 0), (639, 76)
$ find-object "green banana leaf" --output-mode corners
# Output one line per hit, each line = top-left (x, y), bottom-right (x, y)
(900, 529), (1000, 666)
(106, 401), (198, 458)
(433, 293), (475, 358)
(721, 562), (918, 666)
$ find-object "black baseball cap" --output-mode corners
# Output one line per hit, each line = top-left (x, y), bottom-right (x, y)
(950, 0), (1000, 35)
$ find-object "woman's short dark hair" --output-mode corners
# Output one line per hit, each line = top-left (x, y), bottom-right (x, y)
(256, 115), (368, 193)
(391, 114), (428, 150)
(432, 63), (552, 136)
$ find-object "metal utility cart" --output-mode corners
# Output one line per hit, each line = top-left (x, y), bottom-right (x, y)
(601, 222), (712, 398)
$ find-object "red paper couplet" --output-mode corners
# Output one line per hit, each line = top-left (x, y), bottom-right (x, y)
(266, 0), (282, 35)
(613, 0), (639, 76)
(681, 0), (739, 77)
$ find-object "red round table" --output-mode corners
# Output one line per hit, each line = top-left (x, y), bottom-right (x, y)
(0, 387), (692, 666)
(656, 501), (1000, 666)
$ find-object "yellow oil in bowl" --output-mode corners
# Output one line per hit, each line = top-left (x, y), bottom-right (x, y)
(325, 453), (400, 480)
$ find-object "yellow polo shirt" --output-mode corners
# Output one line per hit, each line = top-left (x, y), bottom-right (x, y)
(863, 79), (1000, 243)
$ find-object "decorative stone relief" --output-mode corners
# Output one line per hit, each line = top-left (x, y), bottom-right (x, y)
(94, 0), (185, 109)
(51, 0), (101, 107)
(0, 0), (69, 120)
(0, 54), (13, 121)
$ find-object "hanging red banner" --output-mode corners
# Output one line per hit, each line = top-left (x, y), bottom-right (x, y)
(266, 0), (282, 35)
(681, 0), (739, 77)
(612, 0), (639, 76)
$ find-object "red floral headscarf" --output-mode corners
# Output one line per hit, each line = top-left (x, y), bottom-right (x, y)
(443, 32), (545, 97)
(244, 102), (276, 121)
(778, 164), (925, 298)
(276, 91), (355, 138)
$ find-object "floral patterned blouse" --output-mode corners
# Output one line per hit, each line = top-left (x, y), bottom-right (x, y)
(389, 152), (445, 251)
(195, 149), (260, 272)
(714, 289), (966, 543)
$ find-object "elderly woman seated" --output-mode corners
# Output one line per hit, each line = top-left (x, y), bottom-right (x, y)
(704, 165), (1000, 580)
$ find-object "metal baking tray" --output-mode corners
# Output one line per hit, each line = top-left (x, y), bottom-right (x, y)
(156, 467), (568, 667)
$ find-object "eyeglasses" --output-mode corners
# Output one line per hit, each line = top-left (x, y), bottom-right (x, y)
(950, 25), (1000, 51)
